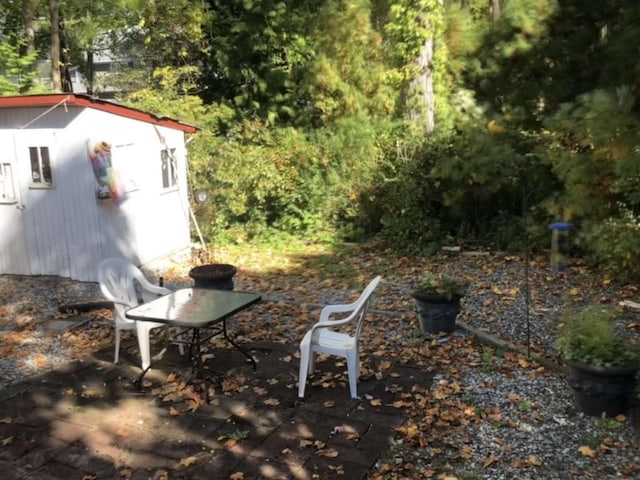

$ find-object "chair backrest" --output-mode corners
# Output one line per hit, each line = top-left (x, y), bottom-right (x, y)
(316, 276), (381, 340)
(98, 258), (144, 315)
(352, 276), (381, 340)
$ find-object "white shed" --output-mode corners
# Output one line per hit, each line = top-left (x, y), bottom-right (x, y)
(0, 94), (198, 282)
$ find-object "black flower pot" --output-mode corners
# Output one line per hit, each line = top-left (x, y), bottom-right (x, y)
(411, 292), (462, 334)
(565, 360), (639, 417)
(188, 264), (237, 291)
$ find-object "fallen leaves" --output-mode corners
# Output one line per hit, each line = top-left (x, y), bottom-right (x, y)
(0, 436), (14, 446)
(1, 244), (638, 480)
(578, 445), (598, 458)
(178, 455), (198, 467)
(315, 447), (339, 458)
(483, 453), (500, 468)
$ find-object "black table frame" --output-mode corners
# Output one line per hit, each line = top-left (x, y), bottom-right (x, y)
(125, 288), (261, 389)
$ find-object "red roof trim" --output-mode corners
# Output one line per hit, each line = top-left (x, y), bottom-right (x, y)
(0, 93), (199, 133)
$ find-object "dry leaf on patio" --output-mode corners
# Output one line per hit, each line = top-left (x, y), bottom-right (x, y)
(395, 423), (419, 439)
(300, 439), (314, 448)
(529, 455), (542, 466)
(0, 417), (11, 424)
(264, 398), (280, 406)
(324, 400), (336, 408)
(169, 406), (181, 416)
(370, 398), (382, 406)
(179, 455), (198, 467)
(316, 448), (339, 458)
(229, 473), (244, 480)
(578, 445), (597, 458)
(483, 453), (499, 468)
(1, 436), (14, 446)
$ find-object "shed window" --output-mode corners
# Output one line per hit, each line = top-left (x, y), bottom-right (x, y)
(161, 148), (177, 189)
(0, 162), (16, 202)
(29, 146), (54, 188)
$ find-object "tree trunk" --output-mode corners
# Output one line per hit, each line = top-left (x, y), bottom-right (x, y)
(86, 49), (94, 95)
(59, 11), (73, 92)
(22, 0), (36, 56)
(49, 0), (62, 92)
(408, 25), (435, 134)
(490, 0), (501, 23)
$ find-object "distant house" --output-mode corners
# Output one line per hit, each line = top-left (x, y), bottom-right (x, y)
(0, 93), (198, 282)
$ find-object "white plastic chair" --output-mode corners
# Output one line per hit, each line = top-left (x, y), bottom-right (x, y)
(98, 257), (183, 372)
(298, 276), (381, 399)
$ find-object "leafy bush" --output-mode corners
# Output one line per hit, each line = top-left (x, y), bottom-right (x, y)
(556, 305), (640, 367)
(577, 215), (640, 283)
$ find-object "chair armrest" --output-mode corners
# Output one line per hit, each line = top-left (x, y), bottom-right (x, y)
(312, 308), (361, 331)
(319, 303), (357, 322)
(130, 266), (170, 295)
(142, 284), (171, 296)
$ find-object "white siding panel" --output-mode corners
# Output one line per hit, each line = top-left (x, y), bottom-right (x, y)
(0, 132), (30, 274)
(54, 125), (105, 281)
(0, 105), (191, 281)
(14, 130), (71, 277)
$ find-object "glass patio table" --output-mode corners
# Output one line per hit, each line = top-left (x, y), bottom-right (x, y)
(125, 288), (261, 385)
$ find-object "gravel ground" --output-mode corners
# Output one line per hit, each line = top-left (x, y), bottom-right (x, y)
(0, 251), (639, 479)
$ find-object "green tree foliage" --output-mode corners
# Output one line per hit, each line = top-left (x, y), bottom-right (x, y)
(301, 0), (395, 126)
(202, 0), (319, 126)
(0, 39), (40, 94)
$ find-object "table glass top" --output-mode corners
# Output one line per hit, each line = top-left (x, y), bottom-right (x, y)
(126, 288), (261, 327)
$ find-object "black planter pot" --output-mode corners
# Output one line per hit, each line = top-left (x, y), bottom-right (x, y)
(188, 264), (237, 291)
(411, 292), (462, 334)
(565, 360), (639, 417)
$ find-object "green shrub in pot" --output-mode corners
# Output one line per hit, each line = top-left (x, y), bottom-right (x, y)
(556, 304), (640, 417)
(556, 305), (640, 367)
(412, 272), (469, 302)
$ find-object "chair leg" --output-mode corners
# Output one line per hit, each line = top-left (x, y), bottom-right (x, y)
(346, 351), (359, 399)
(136, 323), (152, 372)
(298, 345), (312, 398)
(177, 328), (186, 355)
(114, 327), (121, 364)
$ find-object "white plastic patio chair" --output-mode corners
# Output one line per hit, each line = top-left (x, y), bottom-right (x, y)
(298, 276), (381, 399)
(98, 257), (183, 372)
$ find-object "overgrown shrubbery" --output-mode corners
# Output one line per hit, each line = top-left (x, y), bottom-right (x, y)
(189, 114), (395, 244)
(116, 3), (640, 284)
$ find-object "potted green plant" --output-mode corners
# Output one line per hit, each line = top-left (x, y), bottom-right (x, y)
(556, 305), (640, 417)
(410, 272), (469, 334)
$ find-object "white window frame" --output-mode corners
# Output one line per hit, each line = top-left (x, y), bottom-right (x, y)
(28, 146), (55, 189)
(160, 147), (178, 191)
(0, 161), (17, 203)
